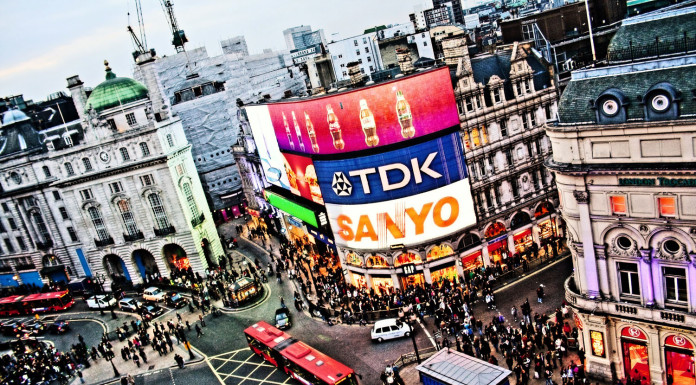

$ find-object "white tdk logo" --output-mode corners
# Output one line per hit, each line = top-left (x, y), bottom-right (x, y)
(333, 152), (442, 197)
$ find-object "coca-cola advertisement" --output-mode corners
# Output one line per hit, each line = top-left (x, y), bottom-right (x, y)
(281, 152), (324, 205)
(267, 67), (459, 155)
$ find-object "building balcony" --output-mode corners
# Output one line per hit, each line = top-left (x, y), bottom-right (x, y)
(94, 237), (115, 248)
(153, 226), (176, 237)
(191, 213), (205, 228)
(35, 238), (53, 251)
(565, 275), (696, 328)
(123, 231), (144, 242)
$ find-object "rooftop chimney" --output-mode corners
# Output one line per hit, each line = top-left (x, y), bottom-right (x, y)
(441, 36), (467, 67)
(66, 75), (88, 126)
(347, 61), (364, 86)
(396, 48), (414, 74)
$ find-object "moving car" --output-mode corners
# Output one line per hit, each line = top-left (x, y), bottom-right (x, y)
(142, 287), (166, 302)
(118, 298), (142, 312)
(274, 307), (292, 330)
(371, 318), (411, 342)
(0, 320), (25, 336)
(164, 292), (188, 309)
(86, 294), (116, 310)
(48, 320), (70, 334)
(139, 304), (164, 320)
(21, 319), (47, 336)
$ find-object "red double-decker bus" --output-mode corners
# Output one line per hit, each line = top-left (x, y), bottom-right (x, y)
(0, 291), (74, 315)
(244, 321), (359, 385)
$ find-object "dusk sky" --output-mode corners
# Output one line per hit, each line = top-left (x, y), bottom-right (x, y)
(1, 0), (432, 102)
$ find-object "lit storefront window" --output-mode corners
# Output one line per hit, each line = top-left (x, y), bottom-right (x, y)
(426, 244), (454, 262)
(461, 251), (483, 271)
(345, 252), (363, 267)
(664, 335), (695, 385)
(621, 327), (651, 385)
(394, 252), (423, 267)
(372, 276), (394, 295)
(590, 331), (606, 358)
(513, 229), (533, 253)
(351, 272), (367, 289)
(485, 222), (506, 239)
(430, 264), (458, 286)
(366, 254), (390, 268)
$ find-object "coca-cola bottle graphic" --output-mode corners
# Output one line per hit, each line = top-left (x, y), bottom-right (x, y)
(305, 112), (320, 153)
(396, 90), (415, 139)
(326, 104), (345, 150)
(359, 99), (378, 147)
(282, 112), (294, 150)
(291, 111), (305, 152)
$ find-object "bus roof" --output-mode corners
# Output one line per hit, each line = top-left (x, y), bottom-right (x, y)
(243, 321), (291, 349)
(0, 295), (25, 304)
(22, 290), (69, 301)
(281, 341), (354, 384)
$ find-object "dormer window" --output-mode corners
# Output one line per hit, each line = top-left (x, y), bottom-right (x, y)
(643, 82), (680, 121)
(593, 88), (629, 124)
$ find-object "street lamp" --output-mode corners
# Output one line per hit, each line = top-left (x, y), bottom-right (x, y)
(105, 349), (120, 377)
(408, 313), (421, 364)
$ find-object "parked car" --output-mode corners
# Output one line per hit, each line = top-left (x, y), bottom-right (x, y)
(274, 307), (292, 330)
(48, 320), (70, 334)
(139, 304), (164, 320)
(164, 292), (188, 309)
(1, 320), (25, 336)
(21, 319), (47, 336)
(142, 287), (166, 302)
(86, 295), (117, 310)
(118, 298), (142, 312)
(371, 318), (411, 342)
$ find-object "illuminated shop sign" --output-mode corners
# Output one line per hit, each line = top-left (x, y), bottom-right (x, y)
(265, 190), (318, 228)
(282, 153), (324, 204)
(314, 132), (467, 204)
(590, 331), (606, 357)
(618, 177), (696, 187)
(245, 105), (291, 190)
(326, 179), (476, 250)
(266, 67), (459, 155)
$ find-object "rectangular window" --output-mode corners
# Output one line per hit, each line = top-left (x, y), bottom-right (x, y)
(367, 56), (372, 62)
(618, 262), (640, 298)
(522, 113), (530, 130)
(465, 97), (473, 112)
(354, 40), (358, 46)
(356, 49), (360, 56)
(107, 119), (117, 131)
(4, 239), (14, 253)
(1, 203), (8, 212)
(494, 88), (502, 104)
(663, 267), (687, 306)
(545, 105), (553, 120)
(176, 164), (185, 176)
(59, 207), (69, 220)
(109, 182), (123, 194)
(166, 134), (175, 148)
(67, 227), (79, 242)
(531, 170), (539, 187)
(505, 149), (513, 166)
(140, 174), (154, 186)
(658, 197), (676, 217)
(0, 221), (5, 233)
(53, 191), (61, 200)
(511, 177), (520, 198)
(524, 80), (531, 93)
(369, 66), (374, 72)
(125, 112), (137, 127)
(16, 237), (26, 251)
(80, 189), (93, 201)
(364, 47), (369, 53)
(499, 120), (507, 137)
(362, 37), (367, 44)
(611, 196), (627, 215)
(529, 111), (537, 127)
(358, 58), (362, 64)
(7, 218), (16, 231)
(515, 82), (522, 96)
(479, 159), (487, 176)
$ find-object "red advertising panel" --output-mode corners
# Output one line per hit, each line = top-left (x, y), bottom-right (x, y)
(268, 67), (459, 155)
(282, 153), (324, 205)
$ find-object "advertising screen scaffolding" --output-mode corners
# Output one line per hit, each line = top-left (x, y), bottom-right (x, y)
(267, 67), (459, 155)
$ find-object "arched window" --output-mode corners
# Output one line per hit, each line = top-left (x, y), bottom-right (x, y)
(182, 183), (199, 219)
(64, 162), (74, 176)
(42, 166), (51, 178)
(462, 233), (481, 249)
(117, 200), (139, 237)
(485, 222), (507, 239)
(82, 158), (93, 171)
(345, 252), (363, 266)
(119, 147), (130, 161)
(139, 142), (150, 157)
(427, 244), (454, 261)
(366, 255), (390, 268)
(148, 193), (170, 230)
(394, 253), (423, 267)
(88, 207), (110, 241)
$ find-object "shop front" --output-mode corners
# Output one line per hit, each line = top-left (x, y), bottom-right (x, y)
(487, 235), (509, 266)
(430, 262), (458, 286)
(513, 228), (533, 254)
(461, 250), (483, 271)
(664, 335), (695, 385)
(399, 263), (425, 288)
(538, 217), (559, 241)
(350, 271), (367, 290)
(426, 244), (455, 262)
(372, 275), (394, 295)
(621, 326), (651, 385)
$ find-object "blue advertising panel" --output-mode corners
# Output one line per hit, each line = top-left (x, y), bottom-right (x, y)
(314, 132), (467, 205)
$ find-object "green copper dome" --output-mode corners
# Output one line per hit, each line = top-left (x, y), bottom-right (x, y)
(85, 61), (149, 113)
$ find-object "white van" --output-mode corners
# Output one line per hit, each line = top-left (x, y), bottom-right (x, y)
(86, 295), (116, 310)
(371, 318), (411, 342)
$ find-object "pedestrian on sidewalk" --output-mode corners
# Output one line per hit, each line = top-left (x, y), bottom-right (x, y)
(186, 320), (191, 331)
(77, 370), (85, 384)
(139, 348), (148, 364)
(195, 324), (204, 338)
(132, 353), (140, 368)
(175, 354), (185, 369)
(199, 314), (206, 327)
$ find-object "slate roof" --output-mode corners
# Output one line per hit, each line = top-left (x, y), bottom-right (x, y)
(417, 348), (512, 385)
(607, 7), (696, 63)
(558, 60), (696, 124)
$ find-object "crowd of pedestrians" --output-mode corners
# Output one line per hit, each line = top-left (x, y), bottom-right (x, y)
(0, 340), (81, 384)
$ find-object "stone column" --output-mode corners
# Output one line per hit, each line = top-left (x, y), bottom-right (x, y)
(689, 253), (696, 310)
(482, 245), (491, 267)
(423, 265), (432, 284)
(390, 272), (401, 291)
(639, 248), (655, 306)
(574, 191), (599, 297)
(532, 223), (541, 248)
(595, 245), (610, 298)
(364, 272), (373, 292)
(507, 233), (516, 256)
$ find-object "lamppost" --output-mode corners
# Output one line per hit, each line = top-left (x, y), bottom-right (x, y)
(104, 349), (120, 377)
(408, 313), (422, 364)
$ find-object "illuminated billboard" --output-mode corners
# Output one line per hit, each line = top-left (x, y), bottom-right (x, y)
(265, 190), (318, 228)
(314, 132), (466, 205)
(326, 179), (476, 250)
(282, 153), (324, 205)
(267, 67), (459, 155)
(244, 105), (291, 190)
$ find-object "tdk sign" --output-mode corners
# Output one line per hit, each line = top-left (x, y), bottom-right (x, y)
(315, 133), (468, 205)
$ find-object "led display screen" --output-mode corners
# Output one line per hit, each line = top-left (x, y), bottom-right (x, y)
(314, 132), (466, 205)
(325, 179), (476, 250)
(245, 105), (291, 189)
(282, 153), (324, 205)
(265, 190), (318, 228)
(267, 67), (459, 155)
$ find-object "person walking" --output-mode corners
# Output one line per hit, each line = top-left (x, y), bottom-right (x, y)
(537, 285), (545, 303)
(195, 324), (204, 338)
(199, 314), (206, 327)
(175, 354), (185, 369)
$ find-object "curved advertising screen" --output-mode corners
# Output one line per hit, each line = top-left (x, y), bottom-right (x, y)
(245, 105), (291, 189)
(267, 67), (459, 155)
(326, 178), (476, 250)
(314, 132), (467, 205)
